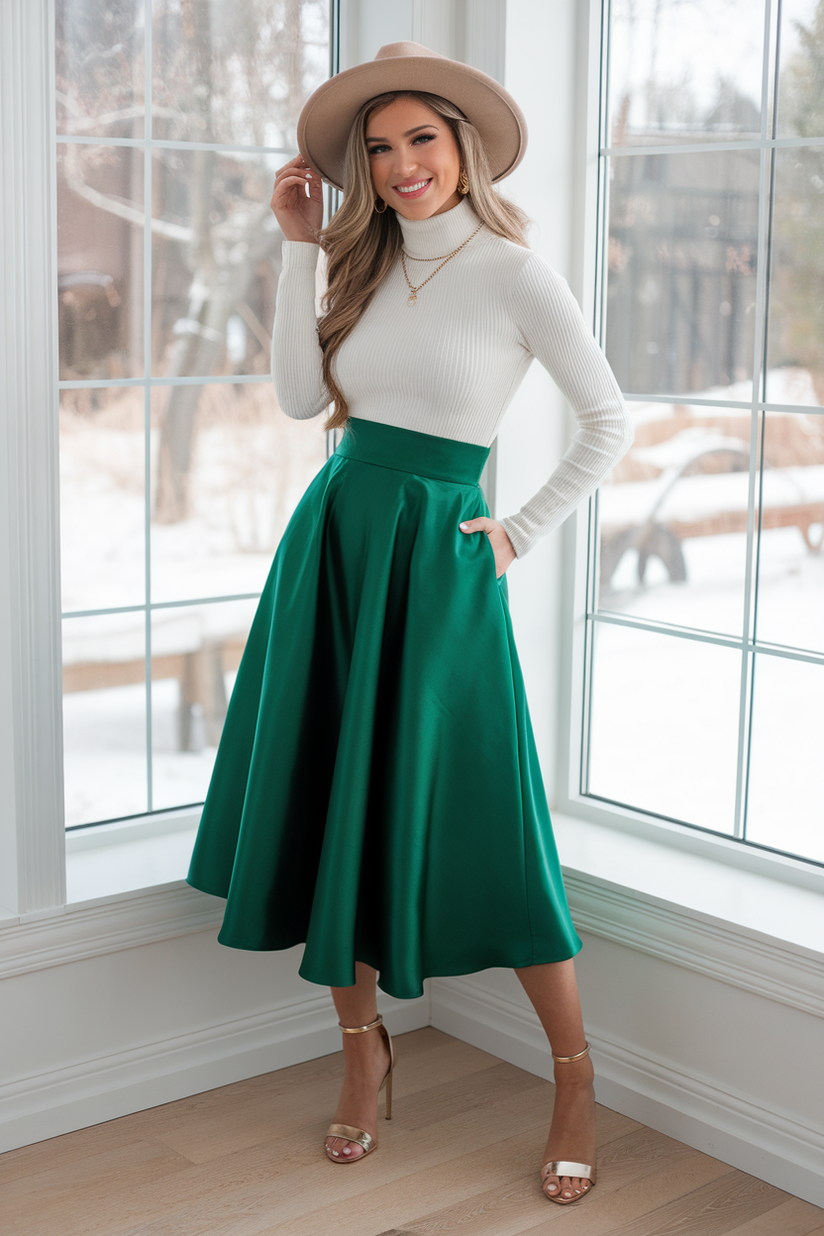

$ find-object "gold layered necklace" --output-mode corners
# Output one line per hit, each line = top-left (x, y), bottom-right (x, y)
(400, 221), (484, 306)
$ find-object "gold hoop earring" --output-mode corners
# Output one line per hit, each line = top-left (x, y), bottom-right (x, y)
(457, 168), (469, 195)
(374, 197), (388, 213)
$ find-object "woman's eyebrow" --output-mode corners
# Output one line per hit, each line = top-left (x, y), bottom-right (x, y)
(366, 125), (438, 142)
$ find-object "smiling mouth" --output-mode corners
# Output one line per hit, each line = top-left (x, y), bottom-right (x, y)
(394, 179), (432, 196)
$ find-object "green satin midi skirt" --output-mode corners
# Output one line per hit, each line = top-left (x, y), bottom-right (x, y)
(186, 416), (582, 999)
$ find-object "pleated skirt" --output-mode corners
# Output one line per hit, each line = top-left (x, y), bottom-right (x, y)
(186, 415), (582, 999)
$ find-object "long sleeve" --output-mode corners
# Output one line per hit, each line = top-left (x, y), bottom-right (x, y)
(271, 239), (330, 419)
(499, 252), (634, 558)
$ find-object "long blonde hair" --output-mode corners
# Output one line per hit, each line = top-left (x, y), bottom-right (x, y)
(314, 90), (531, 432)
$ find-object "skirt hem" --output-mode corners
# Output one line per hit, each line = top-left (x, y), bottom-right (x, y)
(185, 871), (583, 1002)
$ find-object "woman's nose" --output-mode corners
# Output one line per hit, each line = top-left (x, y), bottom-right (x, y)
(393, 146), (419, 176)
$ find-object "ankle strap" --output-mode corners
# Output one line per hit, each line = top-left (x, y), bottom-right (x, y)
(552, 1041), (590, 1064)
(339, 1014), (383, 1034)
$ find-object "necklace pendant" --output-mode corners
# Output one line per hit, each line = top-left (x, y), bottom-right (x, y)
(407, 292), (417, 306)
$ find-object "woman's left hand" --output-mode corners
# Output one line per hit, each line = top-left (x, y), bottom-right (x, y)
(459, 517), (517, 578)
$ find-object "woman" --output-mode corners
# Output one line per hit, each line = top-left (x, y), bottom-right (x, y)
(187, 41), (633, 1206)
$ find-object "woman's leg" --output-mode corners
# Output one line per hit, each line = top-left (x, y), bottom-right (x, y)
(324, 962), (392, 1161)
(515, 959), (597, 1201)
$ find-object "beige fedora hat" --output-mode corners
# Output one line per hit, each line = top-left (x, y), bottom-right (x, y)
(297, 41), (528, 191)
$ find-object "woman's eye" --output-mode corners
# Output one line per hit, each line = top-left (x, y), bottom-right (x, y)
(367, 134), (435, 155)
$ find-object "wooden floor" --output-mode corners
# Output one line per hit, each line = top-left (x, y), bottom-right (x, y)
(3, 1028), (823, 1236)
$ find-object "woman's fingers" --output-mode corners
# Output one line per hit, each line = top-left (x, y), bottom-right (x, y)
(459, 517), (494, 535)
(270, 154), (324, 239)
(458, 518), (516, 577)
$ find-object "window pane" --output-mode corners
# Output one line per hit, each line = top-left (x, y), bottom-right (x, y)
(775, 0), (824, 140)
(599, 402), (756, 637)
(63, 612), (148, 826)
(608, 0), (764, 147)
(56, 0), (145, 138)
(605, 150), (759, 398)
(152, 0), (329, 147)
(57, 144), (144, 380)
(588, 623), (740, 832)
(54, 0), (332, 836)
(60, 388), (145, 612)
(151, 149), (280, 378)
(746, 654), (824, 862)
(754, 412), (824, 652)
(151, 600), (254, 811)
(149, 383), (327, 603)
(765, 147), (824, 407)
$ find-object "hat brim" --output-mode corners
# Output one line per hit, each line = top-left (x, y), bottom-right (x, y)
(297, 55), (527, 191)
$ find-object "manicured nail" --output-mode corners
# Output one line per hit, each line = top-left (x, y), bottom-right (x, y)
(342, 1147), (351, 1155)
(459, 522), (469, 530)
(305, 182), (310, 198)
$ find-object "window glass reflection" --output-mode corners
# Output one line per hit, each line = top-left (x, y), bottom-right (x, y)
(599, 402), (757, 636)
(609, 0), (764, 146)
(775, 0), (824, 140)
(754, 412), (824, 652)
(57, 145), (144, 380)
(766, 148), (824, 407)
(746, 654), (824, 863)
(152, 0), (329, 147)
(606, 151), (759, 398)
(587, 623), (740, 833)
(60, 388), (146, 613)
(149, 384), (327, 602)
(151, 601), (253, 811)
(63, 612), (149, 827)
(151, 149), (280, 378)
(55, 0), (332, 835)
(56, 0), (145, 138)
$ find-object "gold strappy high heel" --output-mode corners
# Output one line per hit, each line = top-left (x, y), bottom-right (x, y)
(325, 1013), (395, 1163)
(540, 1042), (597, 1204)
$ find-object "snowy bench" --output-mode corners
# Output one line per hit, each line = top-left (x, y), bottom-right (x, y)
(62, 606), (254, 750)
(600, 444), (824, 585)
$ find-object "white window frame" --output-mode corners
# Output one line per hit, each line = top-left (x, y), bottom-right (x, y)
(553, 0), (824, 903)
(1, 0), (66, 919)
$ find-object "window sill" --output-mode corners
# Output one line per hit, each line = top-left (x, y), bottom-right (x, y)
(553, 810), (824, 1016)
(65, 808), (201, 904)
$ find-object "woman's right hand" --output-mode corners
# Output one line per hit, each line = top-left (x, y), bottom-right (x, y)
(271, 154), (324, 243)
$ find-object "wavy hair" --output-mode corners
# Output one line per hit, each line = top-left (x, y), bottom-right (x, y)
(313, 90), (531, 431)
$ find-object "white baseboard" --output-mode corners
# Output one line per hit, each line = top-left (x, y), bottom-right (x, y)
(429, 975), (824, 1209)
(0, 988), (429, 1154)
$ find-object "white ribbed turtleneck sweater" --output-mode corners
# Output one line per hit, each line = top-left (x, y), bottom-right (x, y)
(271, 197), (633, 557)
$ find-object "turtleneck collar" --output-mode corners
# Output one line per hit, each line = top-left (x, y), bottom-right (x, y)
(394, 196), (483, 258)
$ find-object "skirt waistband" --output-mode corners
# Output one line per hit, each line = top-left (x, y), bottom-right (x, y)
(334, 416), (491, 486)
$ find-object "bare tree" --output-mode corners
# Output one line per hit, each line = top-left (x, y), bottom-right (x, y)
(57, 0), (329, 521)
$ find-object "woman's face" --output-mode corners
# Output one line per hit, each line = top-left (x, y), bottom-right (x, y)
(365, 97), (463, 220)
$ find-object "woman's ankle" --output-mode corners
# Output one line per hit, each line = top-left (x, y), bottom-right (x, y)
(553, 1056), (594, 1088)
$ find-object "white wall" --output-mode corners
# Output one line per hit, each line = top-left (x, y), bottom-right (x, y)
(0, 891), (427, 1153)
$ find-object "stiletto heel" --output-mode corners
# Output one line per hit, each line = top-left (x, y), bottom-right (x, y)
(540, 1041), (597, 1205)
(325, 1013), (396, 1163)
